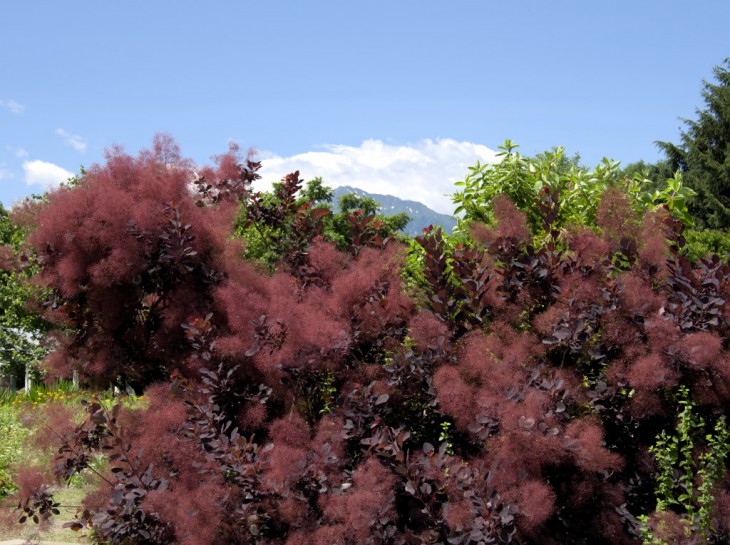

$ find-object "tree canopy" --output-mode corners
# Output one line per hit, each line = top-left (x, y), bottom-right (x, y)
(0, 203), (51, 384)
(657, 58), (730, 229)
(452, 140), (695, 237)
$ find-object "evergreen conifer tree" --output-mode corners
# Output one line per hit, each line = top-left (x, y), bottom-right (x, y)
(657, 58), (730, 228)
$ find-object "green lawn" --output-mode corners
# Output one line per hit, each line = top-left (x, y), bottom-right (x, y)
(0, 485), (89, 543)
(0, 386), (141, 544)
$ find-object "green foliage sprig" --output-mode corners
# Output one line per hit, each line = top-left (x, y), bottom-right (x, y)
(640, 385), (730, 543)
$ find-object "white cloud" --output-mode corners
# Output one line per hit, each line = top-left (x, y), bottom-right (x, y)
(14, 147), (29, 159)
(55, 128), (87, 152)
(22, 160), (74, 189)
(257, 139), (497, 215)
(0, 99), (25, 114)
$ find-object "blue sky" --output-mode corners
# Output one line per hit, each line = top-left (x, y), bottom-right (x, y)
(1, 1), (729, 213)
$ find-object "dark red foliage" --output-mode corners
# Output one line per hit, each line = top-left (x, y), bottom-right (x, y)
(14, 139), (730, 545)
(665, 251), (730, 332)
(415, 226), (491, 337)
(407, 310), (449, 351)
(345, 208), (398, 256)
(28, 135), (234, 388)
(486, 225), (563, 321)
(319, 457), (397, 543)
(492, 195), (531, 242)
(0, 244), (17, 271)
(193, 141), (261, 205)
(596, 188), (640, 245)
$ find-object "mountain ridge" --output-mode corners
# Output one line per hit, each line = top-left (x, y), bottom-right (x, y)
(331, 185), (457, 236)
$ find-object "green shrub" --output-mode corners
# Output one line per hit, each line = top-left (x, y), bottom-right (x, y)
(452, 140), (696, 238)
(684, 228), (730, 263)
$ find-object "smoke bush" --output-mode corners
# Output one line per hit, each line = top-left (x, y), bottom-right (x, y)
(8, 135), (730, 544)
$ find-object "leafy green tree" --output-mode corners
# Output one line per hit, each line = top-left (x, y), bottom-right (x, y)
(326, 190), (410, 249)
(452, 140), (693, 238)
(337, 192), (380, 215)
(296, 176), (334, 205)
(453, 140), (630, 236)
(0, 204), (51, 386)
(236, 176), (312, 268)
(657, 58), (730, 228)
(237, 178), (411, 266)
(619, 158), (675, 189)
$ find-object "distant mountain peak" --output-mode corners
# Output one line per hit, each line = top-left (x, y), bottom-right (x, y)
(332, 186), (457, 236)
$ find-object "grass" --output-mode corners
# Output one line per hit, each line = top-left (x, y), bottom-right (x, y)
(0, 404), (25, 498)
(0, 485), (90, 543)
(0, 382), (145, 543)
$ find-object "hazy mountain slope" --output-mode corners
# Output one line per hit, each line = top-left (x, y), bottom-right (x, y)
(332, 186), (457, 236)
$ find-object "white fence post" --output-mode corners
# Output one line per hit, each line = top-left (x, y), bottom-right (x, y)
(24, 366), (32, 393)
